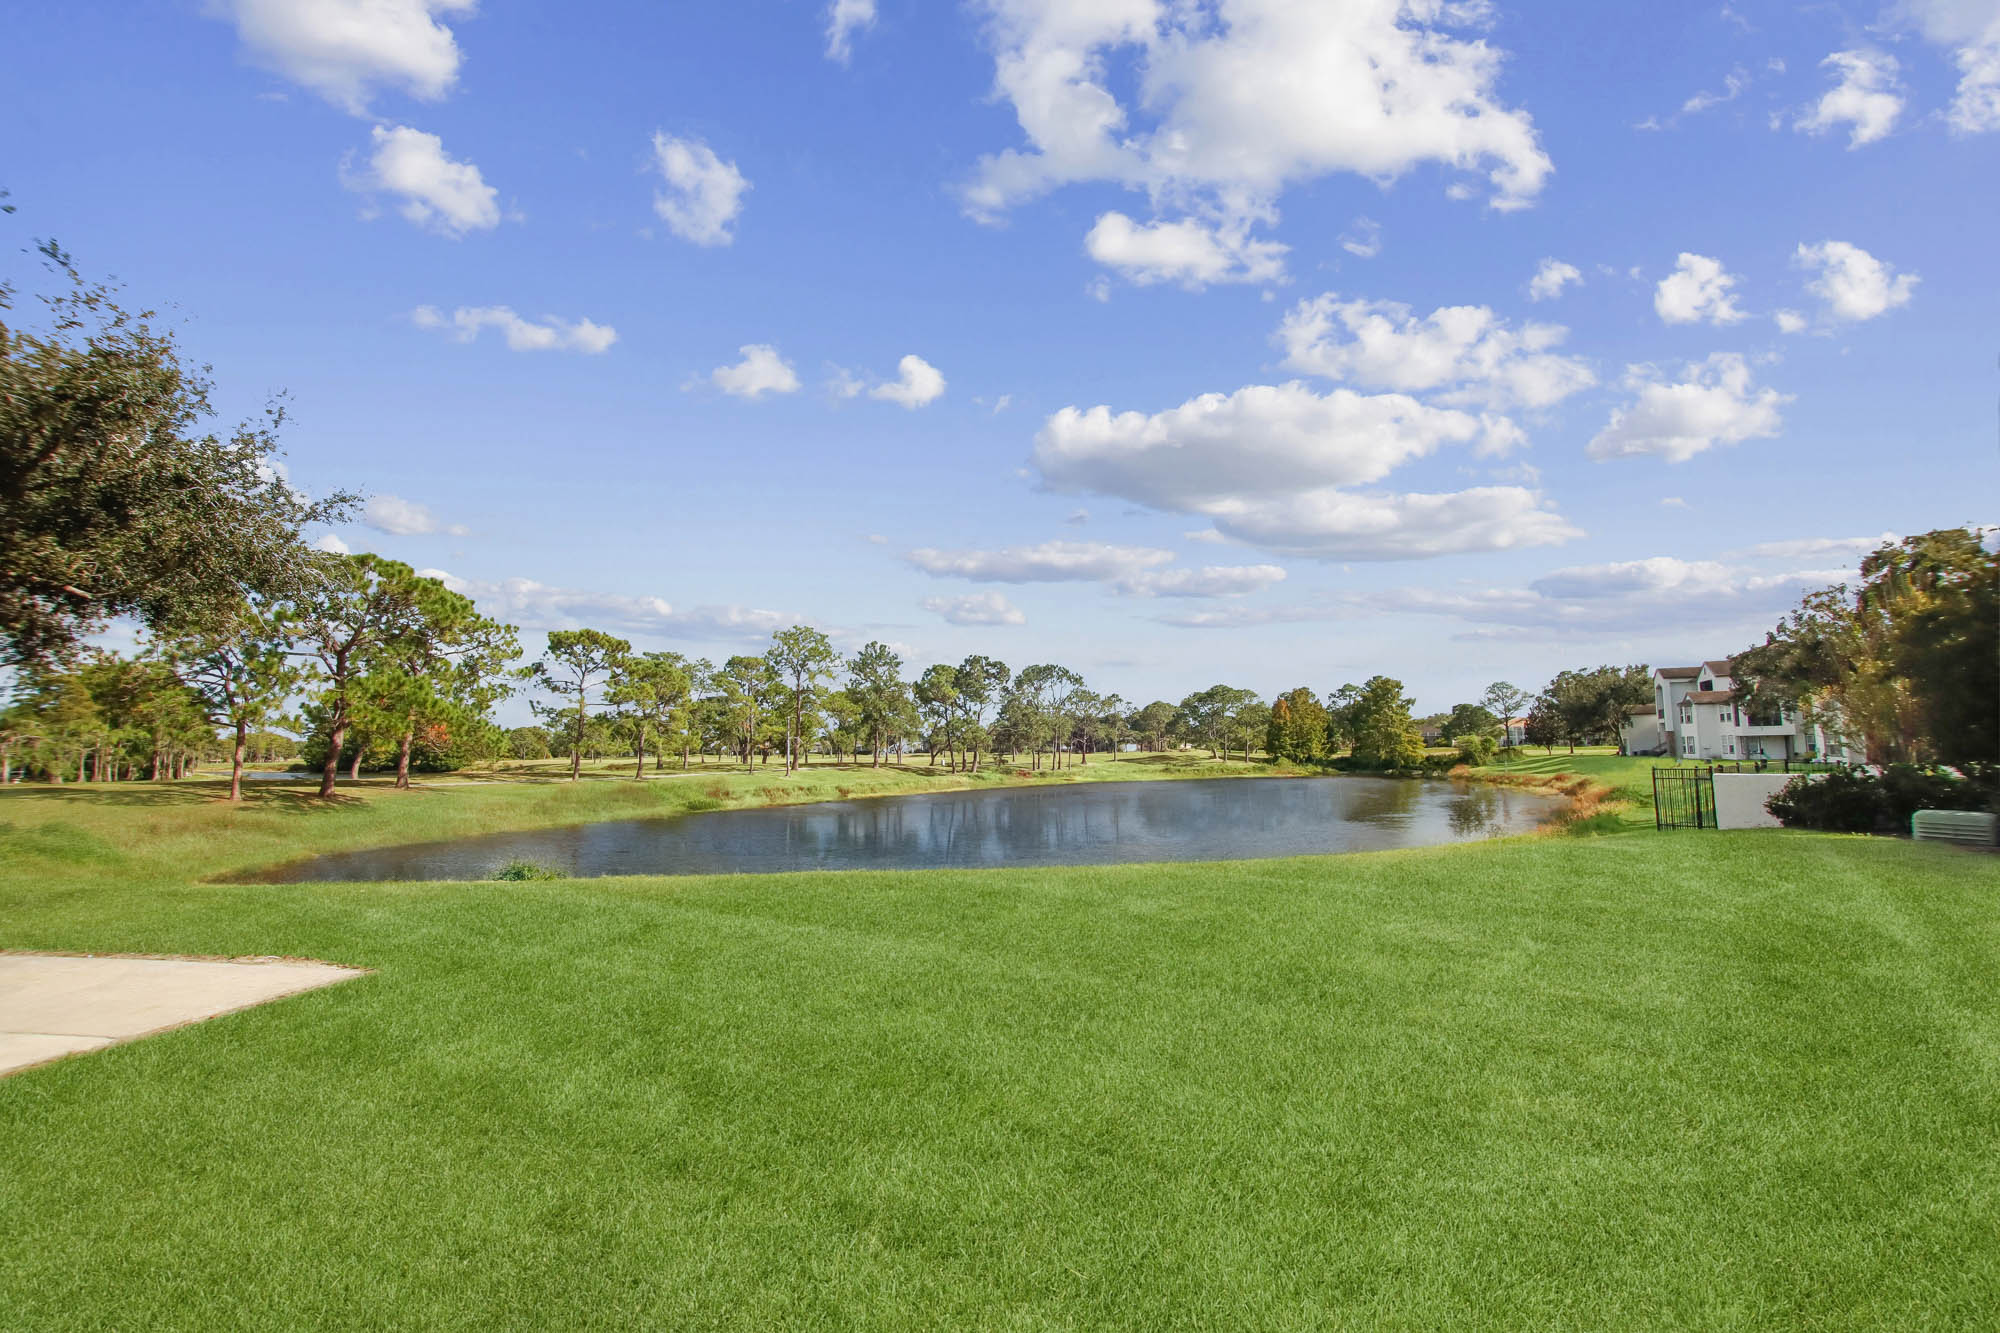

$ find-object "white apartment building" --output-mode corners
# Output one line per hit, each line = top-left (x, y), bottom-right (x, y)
(1623, 661), (1858, 763)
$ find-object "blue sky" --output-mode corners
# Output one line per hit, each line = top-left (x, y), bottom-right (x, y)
(5, 0), (1994, 717)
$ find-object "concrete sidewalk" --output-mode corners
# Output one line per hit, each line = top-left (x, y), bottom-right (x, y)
(0, 954), (365, 1077)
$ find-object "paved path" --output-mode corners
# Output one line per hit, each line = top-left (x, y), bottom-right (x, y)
(0, 954), (365, 1077)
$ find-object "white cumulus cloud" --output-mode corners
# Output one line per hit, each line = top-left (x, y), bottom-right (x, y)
(412, 305), (617, 353)
(962, 0), (1550, 299)
(965, 0), (1551, 219)
(1530, 556), (1737, 600)
(1527, 258), (1582, 302)
(343, 125), (499, 237)
(1084, 212), (1288, 288)
(650, 133), (749, 246)
(711, 344), (801, 398)
(870, 354), (946, 408)
(1278, 294), (1595, 411)
(313, 532), (352, 554)
(1195, 486), (1581, 561)
(214, 0), (474, 113)
(825, 0), (877, 63)
(1901, 0), (2000, 133)
(363, 494), (468, 537)
(1032, 381), (1577, 560)
(1588, 353), (1791, 463)
(1654, 253), (1747, 325)
(1036, 383), (1487, 506)
(923, 592), (1027, 626)
(1795, 239), (1919, 323)
(1795, 49), (1904, 147)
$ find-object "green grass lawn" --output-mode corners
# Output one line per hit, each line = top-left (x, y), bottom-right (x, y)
(3, 778), (1997, 1329)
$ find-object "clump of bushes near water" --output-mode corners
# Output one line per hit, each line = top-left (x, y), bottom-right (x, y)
(1453, 734), (1499, 766)
(1767, 764), (1998, 834)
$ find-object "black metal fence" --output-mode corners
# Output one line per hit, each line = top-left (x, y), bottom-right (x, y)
(1710, 759), (1841, 775)
(1653, 766), (1715, 830)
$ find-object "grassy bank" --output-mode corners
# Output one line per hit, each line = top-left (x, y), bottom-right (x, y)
(3, 780), (1998, 1328)
(1469, 750), (1665, 831)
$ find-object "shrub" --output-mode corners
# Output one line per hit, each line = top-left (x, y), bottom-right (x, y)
(1880, 764), (1996, 826)
(1453, 733), (1498, 767)
(492, 859), (567, 881)
(1767, 764), (1998, 834)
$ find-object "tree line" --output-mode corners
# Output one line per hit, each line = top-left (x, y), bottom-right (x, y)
(0, 553), (518, 799)
(0, 535), (1680, 796)
(518, 629), (1252, 779)
(22, 530), (1978, 797)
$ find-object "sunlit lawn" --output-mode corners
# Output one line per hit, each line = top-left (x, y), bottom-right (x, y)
(2, 774), (1996, 1328)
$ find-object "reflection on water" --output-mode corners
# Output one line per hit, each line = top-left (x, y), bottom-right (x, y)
(251, 776), (1562, 882)
(1447, 785), (1506, 837)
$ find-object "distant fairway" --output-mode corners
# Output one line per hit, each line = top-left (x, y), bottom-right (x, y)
(2, 774), (1996, 1329)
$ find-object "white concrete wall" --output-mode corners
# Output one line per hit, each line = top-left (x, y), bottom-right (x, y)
(1622, 714), (1660, 753)
(1713, 772), (1810, 830)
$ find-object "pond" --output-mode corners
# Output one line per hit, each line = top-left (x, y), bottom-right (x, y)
(247, 776), (1563, 882)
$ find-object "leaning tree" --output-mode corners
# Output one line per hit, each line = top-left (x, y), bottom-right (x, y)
(1, 244), (351, 670)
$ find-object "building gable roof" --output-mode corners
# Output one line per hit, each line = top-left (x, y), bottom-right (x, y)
(1702, 660), (1734, 675)
(1687, 690), (1734, 703)
(1656, 666), (1700, 679)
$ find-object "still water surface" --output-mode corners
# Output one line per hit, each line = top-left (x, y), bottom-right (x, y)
(252, 776), (1561, 882)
